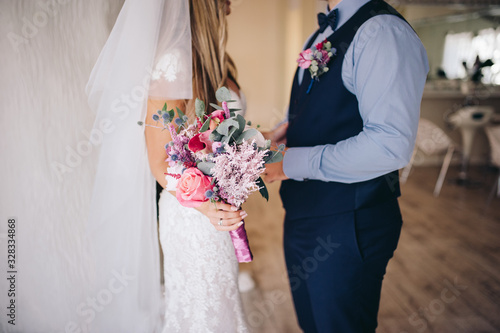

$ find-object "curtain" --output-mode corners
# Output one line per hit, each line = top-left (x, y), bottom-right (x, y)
(0, 1), (123, 332)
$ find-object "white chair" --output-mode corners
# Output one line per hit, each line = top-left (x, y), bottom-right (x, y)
(485, 126), (500, 206)
(447, 106), (494, 181)
(401, 118), (456, 197)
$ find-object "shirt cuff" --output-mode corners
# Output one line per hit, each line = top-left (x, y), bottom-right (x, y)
(283, 147), (313, 181)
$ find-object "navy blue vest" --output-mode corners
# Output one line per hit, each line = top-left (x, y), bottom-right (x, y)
(280, 0), (408, 220)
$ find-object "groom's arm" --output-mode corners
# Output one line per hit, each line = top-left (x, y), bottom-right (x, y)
(283, 16), (429, 184)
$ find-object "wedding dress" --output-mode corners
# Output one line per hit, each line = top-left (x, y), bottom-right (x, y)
(158, 90), (249, 333)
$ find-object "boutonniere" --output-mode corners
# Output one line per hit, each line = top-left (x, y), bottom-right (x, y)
(297, 39), (336, 94)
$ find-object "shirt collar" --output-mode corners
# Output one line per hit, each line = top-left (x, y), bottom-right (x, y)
(326, 0), (371, 30)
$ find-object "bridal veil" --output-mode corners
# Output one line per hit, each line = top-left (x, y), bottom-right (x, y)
(85, 0), (192, 331)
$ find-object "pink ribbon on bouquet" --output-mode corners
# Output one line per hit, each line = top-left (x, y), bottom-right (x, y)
(229, 222), (253, 263)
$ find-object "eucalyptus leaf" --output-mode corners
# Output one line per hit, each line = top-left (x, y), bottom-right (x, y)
(216, 118), (239, 136)
(209, 103), (224, 110)
(227, 126), (239, 144)
(229, 108), (241, 112)
(210, 131), (223, 141)
(236, 114), (246, 130)
(195, 99), (206, 119)
(215, 86), (231, 102)
(256, 177), (269, 201)
(236, 129), (259, 144)
(197, 162), (215, 176)
(264, 140), (271, 150)
(265, 151), (283, 164)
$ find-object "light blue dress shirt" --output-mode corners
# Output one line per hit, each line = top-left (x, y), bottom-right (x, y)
(283, 0), (429, 184)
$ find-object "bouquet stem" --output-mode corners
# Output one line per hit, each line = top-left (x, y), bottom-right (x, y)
(229, 222), (253, 263)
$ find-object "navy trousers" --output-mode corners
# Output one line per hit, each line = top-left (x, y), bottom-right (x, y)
(284, 198), (402, 333)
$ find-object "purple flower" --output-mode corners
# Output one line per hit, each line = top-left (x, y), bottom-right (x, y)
(211, 140), (268, 207)
(205, 190), (214, 199)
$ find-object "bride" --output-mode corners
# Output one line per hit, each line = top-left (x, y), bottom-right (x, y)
(146, 0), (250, 332)
(86, 0), (249, 332)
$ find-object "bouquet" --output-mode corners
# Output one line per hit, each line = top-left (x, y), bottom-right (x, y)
(148, 87), (284, 263)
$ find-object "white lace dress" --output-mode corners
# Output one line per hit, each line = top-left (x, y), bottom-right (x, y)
(158, 90), (249, 333)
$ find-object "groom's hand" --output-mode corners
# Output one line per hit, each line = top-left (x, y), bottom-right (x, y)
(262, 156), (289, 183)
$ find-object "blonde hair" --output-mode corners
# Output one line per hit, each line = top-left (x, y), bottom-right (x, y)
(187, 0), (238, 116)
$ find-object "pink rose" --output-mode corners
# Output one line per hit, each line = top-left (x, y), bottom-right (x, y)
(297, 49), (313, 69)
(176, 167), (213, 208)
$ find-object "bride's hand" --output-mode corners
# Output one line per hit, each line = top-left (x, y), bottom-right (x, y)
(196, 201), (247, 231)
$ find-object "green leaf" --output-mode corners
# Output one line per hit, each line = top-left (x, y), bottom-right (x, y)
(162, 103), (168, 112)
(176, 107), (185, 120)
(236, 129), (259, 144)
(197, 162), (215, 176)
(168, 109), (175, 121)
(215, 86), (231, 102)
(209, 103), (224, 110)
(216, 118), (239, 136)
(256, 177), (269, 201)
(229, 108), (241, 112)
(195, 99), (206, 119)
(200, 117), (211, 132)
(137, 121), (144, 126)
(264, 140), (271, 150)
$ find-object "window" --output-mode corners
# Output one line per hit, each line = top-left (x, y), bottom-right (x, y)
(442, 28), (500, 84)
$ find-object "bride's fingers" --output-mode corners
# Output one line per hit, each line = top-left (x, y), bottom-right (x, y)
(211, 219), (244, 231)
(215, 202), (239, 212)
(214, 210), (247, 221)
(216, 216), (244, 227)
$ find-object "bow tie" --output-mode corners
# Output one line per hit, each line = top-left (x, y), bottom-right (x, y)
(317, 9), (338, 33)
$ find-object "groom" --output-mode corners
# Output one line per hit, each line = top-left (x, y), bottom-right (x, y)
(263, 0), (428, 332)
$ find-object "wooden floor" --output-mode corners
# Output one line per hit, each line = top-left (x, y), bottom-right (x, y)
(240, 166), (500, 333)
